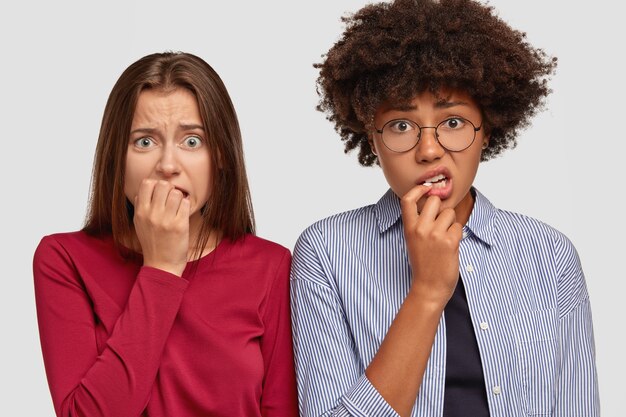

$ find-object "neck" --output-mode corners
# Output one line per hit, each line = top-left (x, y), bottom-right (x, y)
(454, 189), (475, 226)
(187, 212), (221, 260)
(188, 228), (221, 260)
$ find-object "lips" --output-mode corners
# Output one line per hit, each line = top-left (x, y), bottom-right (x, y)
(417, 168), (451, 185)
(173, 187), (190, 198)
(416, 167), (453, 199)
(421, 173), (448, 188)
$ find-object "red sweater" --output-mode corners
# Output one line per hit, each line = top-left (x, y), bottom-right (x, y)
(33, 231), (298, 417)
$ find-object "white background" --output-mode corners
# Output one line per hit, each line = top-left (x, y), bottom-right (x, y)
(0, 0), (623, 415)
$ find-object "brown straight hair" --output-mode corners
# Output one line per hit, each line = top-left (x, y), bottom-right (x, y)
(84, 51), (255, 256)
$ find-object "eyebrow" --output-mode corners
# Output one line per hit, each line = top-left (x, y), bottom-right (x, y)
(179, 123), (205, 131)
(435, 100), (470, 109)
(129, 127), (157, 135)
(385, 104), (417, 112)
(129, 124), (205, 135)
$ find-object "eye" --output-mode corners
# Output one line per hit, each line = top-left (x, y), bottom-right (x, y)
(440, 117), (466, 130)
(386, 119), (415, 134)
(183, 135), (202, 148)
(134, 137), (155, 148)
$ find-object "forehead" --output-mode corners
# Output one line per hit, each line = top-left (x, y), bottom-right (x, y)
(132, 88), (201, 124)
(378, 89), (480, 114)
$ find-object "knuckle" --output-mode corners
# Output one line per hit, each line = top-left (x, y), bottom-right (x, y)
(447, 236), (460, 248)
(134, 208), (147, 219)
(148, 214), (162, 226)
(414, 227), (430, 240)
(400, 196), (413, 208)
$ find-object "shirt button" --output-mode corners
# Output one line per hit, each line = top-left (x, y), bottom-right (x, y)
(465, 264), (474, 272)
(462, 231), (468, 239)
(480, 322), (489, 330)
(492, 385), (501, 395)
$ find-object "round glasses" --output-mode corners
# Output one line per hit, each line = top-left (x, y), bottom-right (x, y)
(375, 117), (482, 153)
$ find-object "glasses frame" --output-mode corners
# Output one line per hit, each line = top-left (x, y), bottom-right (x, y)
(375, 117), (482, 153)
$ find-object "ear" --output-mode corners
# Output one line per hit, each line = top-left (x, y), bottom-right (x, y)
(481, 135), (490, 150)
(368, 136), (378, 156)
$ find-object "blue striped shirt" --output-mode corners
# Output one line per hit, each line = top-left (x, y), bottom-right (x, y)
(290, 188), (599, 417)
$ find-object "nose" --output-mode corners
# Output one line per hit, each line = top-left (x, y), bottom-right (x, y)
(415, 127), (445, 163)
(156, 145), (181, 177)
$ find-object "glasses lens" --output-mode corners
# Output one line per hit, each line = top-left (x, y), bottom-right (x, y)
(436, 117), (476, 152)
(381, 117), (478, 152)
(381, 119), (419, 152)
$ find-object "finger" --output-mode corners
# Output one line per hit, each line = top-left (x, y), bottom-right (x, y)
(432, 207), (457, 234)
(165, 188), (184, 216)
(136, 179), (157, 210)
(416, 195), (442, 223)
(400, 184), (435, 227)
(176, 197), (191, 220)
(151, 180), (175, 210)
(448, 222), (464, 243)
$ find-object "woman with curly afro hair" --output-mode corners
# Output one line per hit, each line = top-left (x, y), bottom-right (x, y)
(290, 0), (599, 416)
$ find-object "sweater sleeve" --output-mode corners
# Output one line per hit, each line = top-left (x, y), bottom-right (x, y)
(33, 235), (188, 417)
(259, 250), (299, 417)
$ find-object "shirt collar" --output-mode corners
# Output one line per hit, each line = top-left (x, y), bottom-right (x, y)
(465, 188), (497, 247)
(374, 188), (403, 233)
(374, 187), (498, 246)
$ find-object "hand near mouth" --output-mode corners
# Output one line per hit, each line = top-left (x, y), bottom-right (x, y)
(132, 179), (191, 277)
(400, 184), (462, 306)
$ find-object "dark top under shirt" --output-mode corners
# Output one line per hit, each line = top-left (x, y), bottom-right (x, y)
(442, 276), (490, 417)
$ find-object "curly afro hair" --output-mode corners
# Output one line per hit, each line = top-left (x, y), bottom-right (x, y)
(315, 0), (557, 166)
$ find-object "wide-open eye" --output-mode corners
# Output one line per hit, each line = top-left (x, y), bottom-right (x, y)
(439, 117), (467, 131)
(386, 119), (416, 134)
(183, 135), (203, 148)
(134, 137), (155, 148)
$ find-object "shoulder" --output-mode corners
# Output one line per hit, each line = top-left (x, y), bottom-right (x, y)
(231, 233), (289, 256)
(34, 231), (113, 265)
(494, 208), (575, 251)
(488, 205), (588, 315)
(219, 234), (291, 270)
(33, 231), (117, 288)
(291, 205), (378, 287)
(34, 231), (125, 281)
(486, 202), (581, 275)
(224, 235), (293, 301)
(472, 190), (581, 269)
(295, 204), (377, 250)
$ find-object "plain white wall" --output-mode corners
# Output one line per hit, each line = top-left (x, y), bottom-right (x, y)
(1, 0), (623, 415)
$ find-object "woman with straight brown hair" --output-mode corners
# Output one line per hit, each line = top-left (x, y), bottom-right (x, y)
(33, 51), (298, 417)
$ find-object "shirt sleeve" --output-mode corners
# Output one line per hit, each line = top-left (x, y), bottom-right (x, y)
(259, 250), (299, 417)
(290, 226), (399, 417)
(553, 234), (600, 416)
(33, 235), (188, 417)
